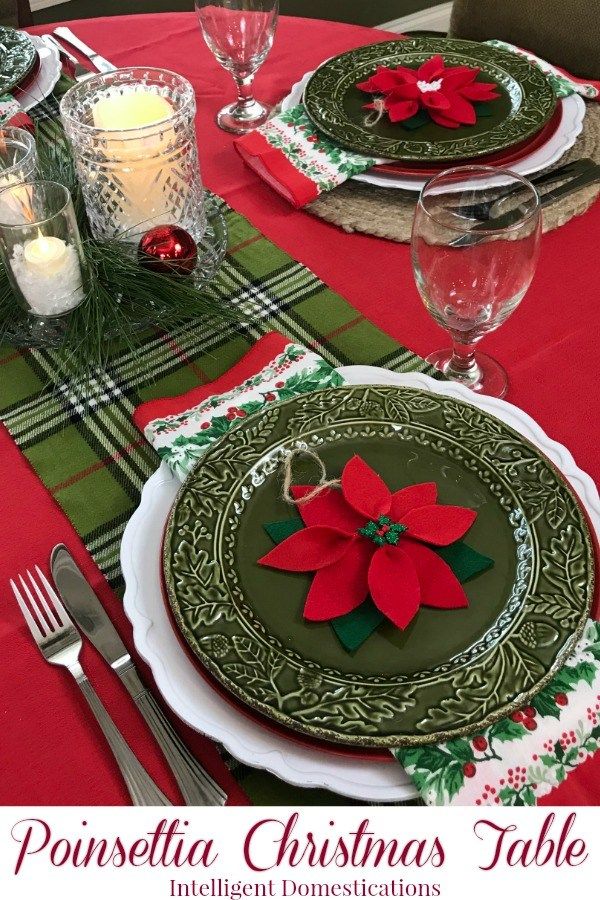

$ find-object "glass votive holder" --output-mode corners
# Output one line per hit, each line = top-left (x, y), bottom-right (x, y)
(0, 126), (38, 189)
(59, 67), (205, 244)
(0, 180), (86, 319)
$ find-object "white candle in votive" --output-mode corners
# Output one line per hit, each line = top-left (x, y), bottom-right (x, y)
(24, 234), (68, 275)
(11, 230), (84, 316)
(92, 89), (176, 239)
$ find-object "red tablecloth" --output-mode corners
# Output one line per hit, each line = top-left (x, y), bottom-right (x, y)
(1, 13), (598, 806)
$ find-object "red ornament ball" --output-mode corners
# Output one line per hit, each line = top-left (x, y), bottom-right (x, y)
(138, 225), (198, 275)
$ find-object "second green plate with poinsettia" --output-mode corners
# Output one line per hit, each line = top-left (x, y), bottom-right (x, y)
(302, 37), (556, 161)
(163, 386), (594, 747)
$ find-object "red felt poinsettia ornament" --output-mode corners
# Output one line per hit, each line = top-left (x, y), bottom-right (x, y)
(357, 54), (500, 128)
(258, 455), (478, 630)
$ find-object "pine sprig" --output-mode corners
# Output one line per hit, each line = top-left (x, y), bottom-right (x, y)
(0, 103), (238, 383)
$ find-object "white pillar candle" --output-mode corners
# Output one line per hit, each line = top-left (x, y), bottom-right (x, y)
(11, 230), (84, 316)
(92, 91), (173, 131)
(92, 89), (177, 239)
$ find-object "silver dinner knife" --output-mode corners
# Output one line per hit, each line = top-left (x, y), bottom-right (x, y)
(50, 544), (227, 806)
(451, 165), (600, 247)
(42, 34), (90, 81)
(53, 26), (116, 73)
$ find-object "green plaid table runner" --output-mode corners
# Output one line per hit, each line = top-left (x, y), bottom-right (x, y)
(0, 203), (436, 589)
(0, 201), (435, 805)
(0, 80), (434, 801)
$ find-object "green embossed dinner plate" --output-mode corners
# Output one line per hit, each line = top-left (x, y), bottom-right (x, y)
(0, 27), (37, 94)
(163, 386), (594, 747)
(302, 38), (556, 162)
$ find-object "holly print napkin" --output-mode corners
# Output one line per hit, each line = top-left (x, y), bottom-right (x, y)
(0, 94), (23, 125)
(485, 41), (600, 101)
(234, 105), (382, 208)
(133, 332), (344, 480)
(395, 619), (600, 805)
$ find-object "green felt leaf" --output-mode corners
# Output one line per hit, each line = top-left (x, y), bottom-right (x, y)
(331, 599), (385, 653)
(401, 109), (429, 130)
(263, 517), (304, 544)
(400, 103), (493, 131)
(435, 541), (494, 582)
(473, 102), (493, 118)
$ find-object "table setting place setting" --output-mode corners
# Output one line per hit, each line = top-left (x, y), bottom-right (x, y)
(0, 0), (599, 811)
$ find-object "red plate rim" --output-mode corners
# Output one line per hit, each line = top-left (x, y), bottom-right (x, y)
(9, 51), (42, 99)
(375, 103), (563, 178)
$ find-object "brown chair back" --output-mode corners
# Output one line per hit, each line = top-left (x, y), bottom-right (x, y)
(0, 0), (32, 27)
(450, 0), (600, 80)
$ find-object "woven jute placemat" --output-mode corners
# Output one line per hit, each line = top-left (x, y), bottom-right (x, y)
(307, 103), (600, 243)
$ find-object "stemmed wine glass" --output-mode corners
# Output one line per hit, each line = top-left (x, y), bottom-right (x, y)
(411, 166), (541, 398)
(195, 0), (279, 134)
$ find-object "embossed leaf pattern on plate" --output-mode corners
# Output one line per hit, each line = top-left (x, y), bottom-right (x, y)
(0, 27), (38, 93)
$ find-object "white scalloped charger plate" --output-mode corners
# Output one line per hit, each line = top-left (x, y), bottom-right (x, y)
(121, 368), (600, 802)
(15, 36), (61, 113)
(282, 70), (585, 191)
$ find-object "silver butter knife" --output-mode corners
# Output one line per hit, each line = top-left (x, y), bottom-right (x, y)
(51, 544), (227, 806)
(53, 26), (116, 73)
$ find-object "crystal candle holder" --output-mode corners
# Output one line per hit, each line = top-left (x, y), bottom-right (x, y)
(59, 67), (205, 243)
(0, 180), (85, 318)
(0, 126), (38, 189)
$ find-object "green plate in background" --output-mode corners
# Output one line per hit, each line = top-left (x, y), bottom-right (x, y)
(0, 27), (37, 94)
(303, 38), (556, 161)
(163, 386), (594, 747)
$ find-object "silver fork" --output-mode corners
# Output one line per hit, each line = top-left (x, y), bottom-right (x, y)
(10, 567), (172, 806)
(452, 158), (596, 223)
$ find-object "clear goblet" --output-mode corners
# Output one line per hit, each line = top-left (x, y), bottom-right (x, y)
(196, 0), (278, 134)
(411, 166), (541, 398)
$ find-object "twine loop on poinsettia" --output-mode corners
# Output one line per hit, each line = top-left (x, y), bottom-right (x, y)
(362, 96), (387, 128)
(281, 447), (340, 505)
